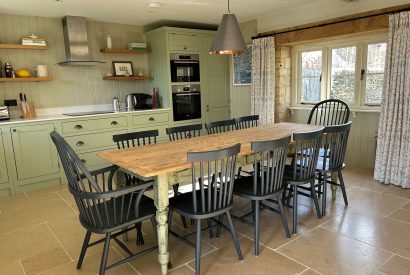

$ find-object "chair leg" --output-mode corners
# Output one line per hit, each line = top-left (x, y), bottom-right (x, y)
(286, 185), (294, 207)
(277, 195), (290, 238)
(172, 183), (180, 196)
(216, 214), (224, 238)
(338, 171), (349, 206)
(195, 219), (202, 275)
(254, 200), (260, 256)
(317, 172), (323, 198)
(99, 233), (111, 275)
(226, 211), (243, 260)
(292, 185), (298, 234)
(136, 222), (144, 246)
(322, 173), (328, 217)
(180, 215), (188, 228)
(310, 181), (322, 219)
(77, 230), (91, 269)
(207, 219), (214, 238)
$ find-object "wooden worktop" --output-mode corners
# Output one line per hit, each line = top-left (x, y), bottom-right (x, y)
(98, 123), (322, 178)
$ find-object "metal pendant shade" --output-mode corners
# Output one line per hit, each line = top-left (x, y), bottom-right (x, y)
(209, 4), (247, 55)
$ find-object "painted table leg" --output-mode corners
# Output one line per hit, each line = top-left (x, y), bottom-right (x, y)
(154, 174), (170, 275)
(331, 172), (338, 200)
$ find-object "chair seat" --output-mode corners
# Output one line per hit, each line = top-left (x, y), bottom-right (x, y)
(80, 194), (156, 233)
(316, 156), (345, 172)
(233, 176), (281, 200)
(170, 189), (232, 218)
(282, 165), (315, 185)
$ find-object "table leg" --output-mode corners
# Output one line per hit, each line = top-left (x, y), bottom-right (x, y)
(154, 174), (170, 275)
(331, 172), (338, 200)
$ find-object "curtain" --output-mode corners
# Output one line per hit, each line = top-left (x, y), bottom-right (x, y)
(374, 11), (410, 187)
(251, 36), (275, 125)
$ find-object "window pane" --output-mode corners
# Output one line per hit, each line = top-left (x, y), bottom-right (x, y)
(365, 43), (386, 104)
(330, 46), (356, 103)
(301, 50), (322, 102)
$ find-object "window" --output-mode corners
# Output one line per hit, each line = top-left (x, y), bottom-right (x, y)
(294, 35), (387, 108)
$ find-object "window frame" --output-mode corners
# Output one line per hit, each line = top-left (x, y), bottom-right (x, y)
(292, 33), (387, 110)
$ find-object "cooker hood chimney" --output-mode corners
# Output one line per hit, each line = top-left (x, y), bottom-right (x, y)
(58, 16), (105, 66)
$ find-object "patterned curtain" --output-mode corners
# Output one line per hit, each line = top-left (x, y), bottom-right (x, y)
(251, 37), (275, 125)
(374, 11), (410, 187)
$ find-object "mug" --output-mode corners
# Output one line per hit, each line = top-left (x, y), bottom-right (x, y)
(33, 65), (48, 78)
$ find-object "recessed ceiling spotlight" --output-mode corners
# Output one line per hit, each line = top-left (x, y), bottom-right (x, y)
(148, 1), (161, 8)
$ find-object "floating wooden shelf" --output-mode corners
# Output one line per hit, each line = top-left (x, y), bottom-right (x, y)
(0, 44), (48, 50)
(103, 76), (150, 81)
(0, 77), (53, 82)
(100, 48), (147, 54)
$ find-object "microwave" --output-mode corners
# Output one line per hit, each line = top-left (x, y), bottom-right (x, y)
(170, 53), (200, 83)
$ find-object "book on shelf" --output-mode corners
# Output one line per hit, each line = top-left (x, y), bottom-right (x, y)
(21, 37), (47, 46)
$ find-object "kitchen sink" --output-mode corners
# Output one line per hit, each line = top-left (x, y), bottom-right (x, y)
(63, 110), (115, 116)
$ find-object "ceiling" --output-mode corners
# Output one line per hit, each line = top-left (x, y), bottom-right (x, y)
(0, 0), (318, 25)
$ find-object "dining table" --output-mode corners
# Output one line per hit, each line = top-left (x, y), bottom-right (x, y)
(97, 122), (322, 274)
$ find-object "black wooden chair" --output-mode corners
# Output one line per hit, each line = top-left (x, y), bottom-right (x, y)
(234, 115), (259, 130)
(233, 115), (260, 177)
(307, 99), (350, 126)
(205, 119), (236, 134)
(50, 131), (157, 275)
(317, 122), (351, 216)
(166, 124), (202, 141)
(283, 128), (324, 234)
(168, 144), (243, 275)
(232, 135), (291, 255)
(166, 124), (203, 228)
(112, 130), (158, 244)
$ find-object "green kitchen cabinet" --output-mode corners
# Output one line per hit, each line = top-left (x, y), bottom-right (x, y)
(205, 107), (230, 122)
(168, 33), (199, 52)
(201, 35), (230, 122)
(0, 130), (9, 184)
(10, 123), (60, 181)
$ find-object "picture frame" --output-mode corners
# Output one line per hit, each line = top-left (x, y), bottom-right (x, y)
(232, 45), (252, 86)
(112, 61), (134, 76)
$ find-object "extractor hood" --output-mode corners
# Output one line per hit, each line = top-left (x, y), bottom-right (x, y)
(58, 16), (105, 66)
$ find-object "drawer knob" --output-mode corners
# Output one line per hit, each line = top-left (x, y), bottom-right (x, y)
(74, 125), (83, 130)
(149, 117), (155, 121)
(12, 129), (16, 132)
(76, 141), (85, 147)
(111, 121), (118, 126)
(81, 159), (87, 164)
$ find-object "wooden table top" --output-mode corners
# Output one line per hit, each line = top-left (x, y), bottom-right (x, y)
(98, 122), (322, 178)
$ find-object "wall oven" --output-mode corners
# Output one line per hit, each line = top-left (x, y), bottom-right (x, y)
(172, 84), (201, 121)
(170, 54), (200, 83)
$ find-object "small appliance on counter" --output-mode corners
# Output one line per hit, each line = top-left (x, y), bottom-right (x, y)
(0, 106), (10, 120)
(112, 97), (121, 112)
(125, 94), (137, 111)
(131, 93), (152, 109)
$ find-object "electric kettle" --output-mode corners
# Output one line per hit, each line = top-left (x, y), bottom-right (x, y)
(112, 97), (121, 112)
(125, 94), (137, 111)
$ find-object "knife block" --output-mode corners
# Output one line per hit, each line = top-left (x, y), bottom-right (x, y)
(20, 101), (36, 118)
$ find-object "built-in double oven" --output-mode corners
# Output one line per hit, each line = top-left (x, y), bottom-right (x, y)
(170, 53), (201, 121)
(172, 84), (201, 121)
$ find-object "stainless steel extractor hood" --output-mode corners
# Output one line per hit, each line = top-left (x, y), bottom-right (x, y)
(58, 16), (105, 66)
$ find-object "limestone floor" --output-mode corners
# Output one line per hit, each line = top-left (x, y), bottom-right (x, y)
(1, 166), (410, 274)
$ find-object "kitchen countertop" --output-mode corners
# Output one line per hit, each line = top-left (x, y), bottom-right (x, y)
(0, 107), (170, 126)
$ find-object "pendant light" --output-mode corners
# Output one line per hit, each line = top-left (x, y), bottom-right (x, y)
(209, 0), (247, 55)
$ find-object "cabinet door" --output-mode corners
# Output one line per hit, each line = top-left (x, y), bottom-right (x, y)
(169, 33), (199, 52)
(11, 124), (60, 180)
(202, 36), (230, 109)
(205, 107), (230, 123)
(0, 130), (9, 184)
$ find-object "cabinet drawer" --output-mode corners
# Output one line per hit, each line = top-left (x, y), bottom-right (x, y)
(65, 130), (127, 152)
(62, 116), (128, 134)
(133, 125), (169, 142)
(132, 112), (169, 126)
(169, 33), (199, 52)
(78, 151), (110, 170)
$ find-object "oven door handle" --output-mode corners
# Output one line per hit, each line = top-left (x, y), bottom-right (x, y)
(174, 92), (200, 96)
(172, 60), (199, 64)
